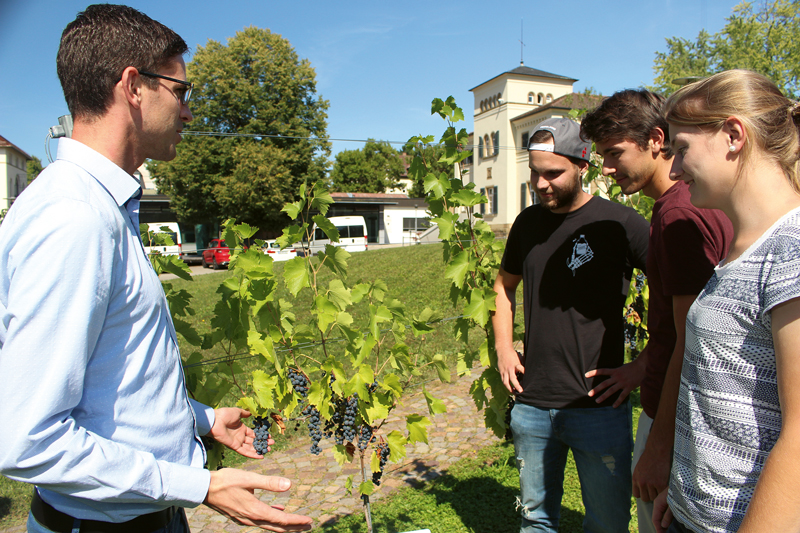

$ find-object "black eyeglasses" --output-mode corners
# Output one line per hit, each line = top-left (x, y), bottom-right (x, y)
(139, 71), (193, 105)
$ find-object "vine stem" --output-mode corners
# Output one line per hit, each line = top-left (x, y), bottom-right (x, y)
(360, 451), (374, 533)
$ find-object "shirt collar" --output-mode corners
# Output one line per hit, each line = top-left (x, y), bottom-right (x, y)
(56, 138), (143, 206)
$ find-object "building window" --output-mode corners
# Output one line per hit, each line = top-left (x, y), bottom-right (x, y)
(546, 93), (553, 103)
(493, 131), (500, 156)
(484, 134), (492, 157)
(487, 167), (492, 180)
(521, 132), (529, 150)
(537, 93), (544, 104)
(479, 185), (499, 215)
(478, 137), (484, 158)
(403, 217), (431, 231)
(528, 92), (535, 104)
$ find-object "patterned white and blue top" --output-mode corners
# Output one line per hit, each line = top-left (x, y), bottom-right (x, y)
(668, 206), (800, 532)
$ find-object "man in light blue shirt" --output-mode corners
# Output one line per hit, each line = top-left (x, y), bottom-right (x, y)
(0, 5), (312, 532)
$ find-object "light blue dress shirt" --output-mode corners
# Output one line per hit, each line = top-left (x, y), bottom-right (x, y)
(0, 139), (214, 522)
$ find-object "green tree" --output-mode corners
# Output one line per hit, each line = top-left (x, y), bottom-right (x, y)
(150, 26), (330, 232)
(329, 139), (405, 193)
(651, 0), (800, 97)
(27, 156), (43, 183)
(402, 141), (454, 198)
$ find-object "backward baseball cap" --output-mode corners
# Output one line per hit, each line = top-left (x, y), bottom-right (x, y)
(528, 117), (592, 162)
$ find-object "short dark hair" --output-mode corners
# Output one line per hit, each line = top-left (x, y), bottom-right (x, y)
(580, 89), (673, 158)
(57, 4), (188, 119)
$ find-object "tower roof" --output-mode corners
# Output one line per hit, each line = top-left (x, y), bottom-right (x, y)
(470, 65), (577, 92)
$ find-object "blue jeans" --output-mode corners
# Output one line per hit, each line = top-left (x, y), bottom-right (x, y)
(26, 507), (189, 533)
(510, 401), (633, 533)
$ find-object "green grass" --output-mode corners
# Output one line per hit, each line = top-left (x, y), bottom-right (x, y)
(318, 407), (642, 533)
(0, 475), (32, 529)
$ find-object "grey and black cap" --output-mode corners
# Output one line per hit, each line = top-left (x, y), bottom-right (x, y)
(528, 117), (592, 163)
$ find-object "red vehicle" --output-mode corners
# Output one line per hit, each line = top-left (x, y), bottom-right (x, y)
(202, 239), (230, 270)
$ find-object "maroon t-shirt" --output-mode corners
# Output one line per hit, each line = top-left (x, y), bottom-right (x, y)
(640, 181), (733, 418)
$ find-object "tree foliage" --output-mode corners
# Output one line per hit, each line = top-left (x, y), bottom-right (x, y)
(651, 0), (800, 97)
(27, 156), (43, 184)
(150, 27), (330, 232)
(329, 140), (405, 193)
(402, 141), (454, 198)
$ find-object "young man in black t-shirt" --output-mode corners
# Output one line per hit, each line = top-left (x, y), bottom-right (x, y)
(493, 117), (649, 532)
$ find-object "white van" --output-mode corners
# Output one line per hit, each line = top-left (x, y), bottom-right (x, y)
(306, 216), (368, 255)
(142, 222), (201, 264)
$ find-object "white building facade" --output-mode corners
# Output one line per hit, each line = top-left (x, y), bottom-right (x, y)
(0, 135), (32, 210)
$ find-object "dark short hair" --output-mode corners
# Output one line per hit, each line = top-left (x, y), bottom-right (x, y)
(57, 4), (188, 119)
(580, 89), (673, 158)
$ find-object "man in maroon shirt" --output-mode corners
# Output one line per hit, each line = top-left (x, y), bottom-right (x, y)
(580, 89), (733, 533)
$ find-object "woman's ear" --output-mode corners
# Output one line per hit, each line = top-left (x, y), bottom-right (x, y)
(723, 116), (746, 154)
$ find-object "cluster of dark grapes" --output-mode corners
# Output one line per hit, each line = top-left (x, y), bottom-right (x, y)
(343, 395), (359, 442)
(358, 424), (375, 450)
(372, 443), (390, 486)
(302, 404), (323, 455)
(504, 398), (515, 441)
(623, 322), (639, 353)
(328, 410), (345, 445)
(368, 380), (378, 393)
(253, 416), (272, 455)
(288, 368), (309, 398)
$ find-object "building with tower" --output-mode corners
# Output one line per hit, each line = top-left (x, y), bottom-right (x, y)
(463, 63), (603, 234)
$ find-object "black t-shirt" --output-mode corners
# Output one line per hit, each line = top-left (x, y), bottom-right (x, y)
(501, 196), (649, 408)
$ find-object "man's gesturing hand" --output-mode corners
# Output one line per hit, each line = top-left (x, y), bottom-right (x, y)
(205, 469), (313, 532)
(210, 408), (269, 459)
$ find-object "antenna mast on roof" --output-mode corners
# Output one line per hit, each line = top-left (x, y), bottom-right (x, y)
(519, 20), (525, 66)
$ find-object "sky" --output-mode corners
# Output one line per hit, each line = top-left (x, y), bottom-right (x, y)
(0, 0), (741, 166)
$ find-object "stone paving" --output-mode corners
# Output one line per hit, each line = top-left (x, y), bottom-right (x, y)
(186, 373), (498, 532)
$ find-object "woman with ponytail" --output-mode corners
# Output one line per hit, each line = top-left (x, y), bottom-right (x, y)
(653, 69), (800, 533)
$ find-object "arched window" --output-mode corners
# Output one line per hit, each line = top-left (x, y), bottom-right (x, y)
(537, 93), (544, 104)
(528, 92), (535, 104)
(478, 137), (484, 158)
(484, 134), (492, 156)
(493, 131), (499, 156)
(546, 94), (553, 103)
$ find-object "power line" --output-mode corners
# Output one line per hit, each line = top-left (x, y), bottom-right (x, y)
(181, 129), (522, 153)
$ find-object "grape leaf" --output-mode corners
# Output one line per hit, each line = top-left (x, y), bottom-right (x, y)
(251, 370), (276, 410)
(386, 430), (407, 463)
(333, 444), (353, 465)
(283, 256), (310, 296)
(423, 385), (447, 415)
(406, 414), (431, 444)
(312, 215), (340, 242)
